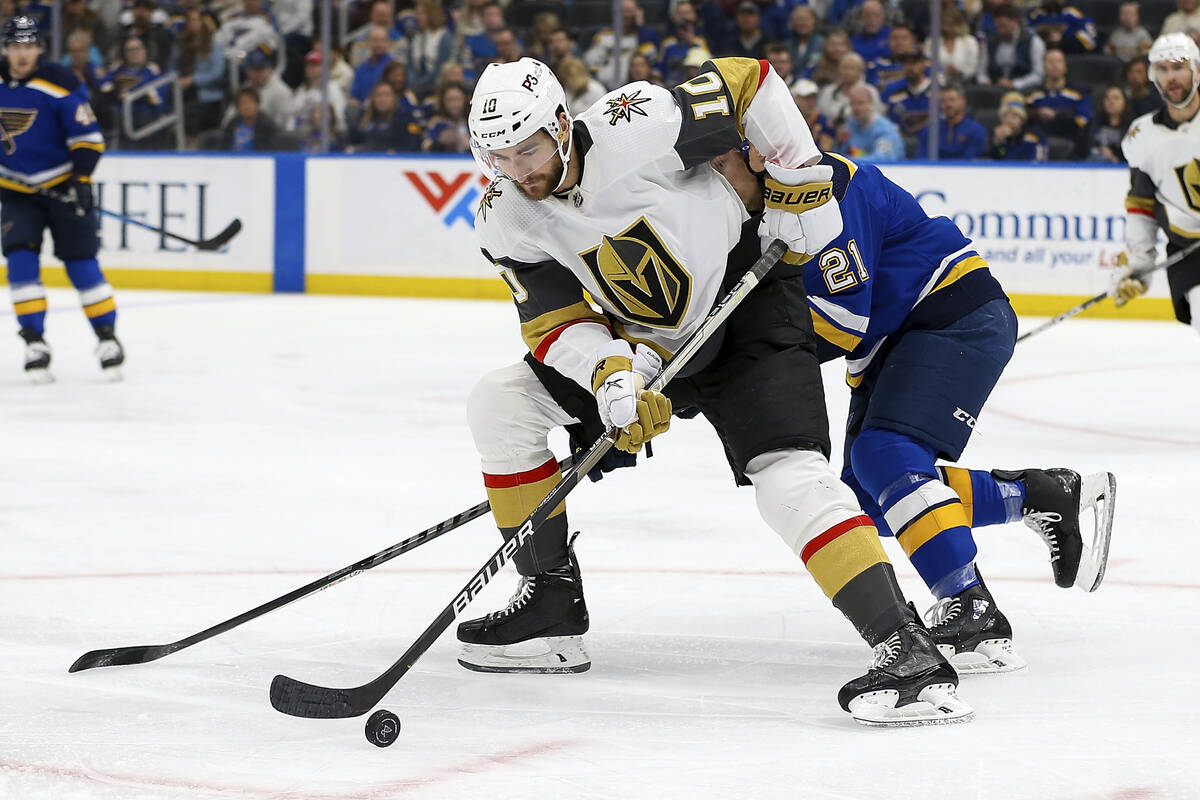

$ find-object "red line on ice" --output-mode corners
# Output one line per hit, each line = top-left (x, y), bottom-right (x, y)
(0, 739), (578, 798)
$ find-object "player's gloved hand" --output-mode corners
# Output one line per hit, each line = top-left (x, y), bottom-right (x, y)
(1111, 248), (1155, 307)
(758, 162), (843, 256)
(591, 341), (672, 454)
(53, 176), (94, 217)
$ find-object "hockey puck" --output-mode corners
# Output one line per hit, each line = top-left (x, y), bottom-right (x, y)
(364, 709), (401, 748)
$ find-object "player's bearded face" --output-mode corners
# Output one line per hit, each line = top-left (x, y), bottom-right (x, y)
(1155, 59), (1195, 103)
(488, 130), (564, 201)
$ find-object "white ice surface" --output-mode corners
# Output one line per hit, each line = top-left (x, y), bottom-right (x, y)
(2, 290), (1199, 800)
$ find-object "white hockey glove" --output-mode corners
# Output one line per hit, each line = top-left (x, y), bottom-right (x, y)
(591, 341), (672, 454)
(758, 162), (843, 257)
(1111, 248), (1155, 308)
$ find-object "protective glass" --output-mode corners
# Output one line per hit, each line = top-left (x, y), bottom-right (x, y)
(471, 130), (561, 182)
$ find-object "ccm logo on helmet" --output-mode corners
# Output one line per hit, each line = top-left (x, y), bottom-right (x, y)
(522, 73), (539, 91)
(479, 130), (507, 138)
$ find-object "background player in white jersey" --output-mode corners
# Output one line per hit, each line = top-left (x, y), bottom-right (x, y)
(1112, 33), (1200, 332)
(459, 56), (973, 726)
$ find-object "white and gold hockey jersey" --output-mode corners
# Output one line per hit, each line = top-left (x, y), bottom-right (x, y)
(476, 57), (818, 390)
(1121, 106), (1200, 248)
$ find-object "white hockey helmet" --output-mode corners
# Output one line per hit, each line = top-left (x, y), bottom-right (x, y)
(469, 57), (573, 189)
(1148, 32), (1200, 108)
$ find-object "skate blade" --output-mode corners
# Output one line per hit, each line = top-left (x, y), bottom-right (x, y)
(102, 365), (124, 382)
(458, 636), (590, 674)
(1075, 472), (1116, 592)
(27, 368), (55, 385)
(848, 683), (975, 727)
(941, 640), (1027, 674)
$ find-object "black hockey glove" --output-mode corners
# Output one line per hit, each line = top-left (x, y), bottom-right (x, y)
(53, 176), (95, 217)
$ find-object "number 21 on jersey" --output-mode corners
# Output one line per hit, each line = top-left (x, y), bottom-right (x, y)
(819, 239), (869, 293)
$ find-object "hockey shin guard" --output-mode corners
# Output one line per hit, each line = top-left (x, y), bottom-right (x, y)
(7, 250), (46, 335)
(65, 259), (116, 331)
(852, 428), (978, 599)
(483, 457), (570, 575)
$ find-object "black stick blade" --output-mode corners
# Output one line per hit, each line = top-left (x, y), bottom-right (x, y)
(70, 644), (171, 673)
(197, 219), (243, 251)
(270, 674), (364, 719)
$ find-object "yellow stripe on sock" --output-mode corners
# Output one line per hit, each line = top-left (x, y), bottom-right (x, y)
(83, 297), (116, 318)
(14, 298), (47, 315)
(940, 467), (975, 527)
(805, 524), (889, 599)
(486, 474), (566, 529)
(896, 501), (970, 557)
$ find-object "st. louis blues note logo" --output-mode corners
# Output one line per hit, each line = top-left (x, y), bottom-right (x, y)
(0, 108), (37, 155)
(604, 90), (651, 126)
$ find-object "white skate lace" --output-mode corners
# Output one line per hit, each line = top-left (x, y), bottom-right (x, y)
(26, 341), (50, 362)
(924, 597), (961, 629)
(494, 577), (536, 618)
(1023, 511), (1063, 562)
(871, 632), (903, 669)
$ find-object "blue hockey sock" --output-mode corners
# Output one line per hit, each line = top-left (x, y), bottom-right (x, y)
(938, 466), (1026, 526)
(7, 250), (46, 335)
(65, 259), (117, 331)
(851, 427), (979, 595)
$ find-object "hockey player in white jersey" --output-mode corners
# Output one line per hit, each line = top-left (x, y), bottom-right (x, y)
(458, 56), (973, 726)
(1112, 32), (1200, 331)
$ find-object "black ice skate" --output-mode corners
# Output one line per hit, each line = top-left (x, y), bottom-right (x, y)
(457, 540), (589, 674)
(993, 467), (1116, 592)
(838, 605), (974, 727)
(19, 327), (53, 384)
(94, 325), (124, 381)
(925, 573), (1025, 674)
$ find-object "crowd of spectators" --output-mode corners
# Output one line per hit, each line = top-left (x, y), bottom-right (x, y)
(4, 0), (1194, 160)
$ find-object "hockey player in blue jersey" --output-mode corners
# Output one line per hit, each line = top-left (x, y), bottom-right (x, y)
(717, 144), (1116, 673)
(0, 15), (122, 382)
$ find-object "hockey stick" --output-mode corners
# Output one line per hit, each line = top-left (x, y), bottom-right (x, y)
(68, 499), (493, 673)
(24, 181), (243, 251)
(1016, 239), (1200, 343)
(268, 239), (789, 720)
(98, 208), (243, 252)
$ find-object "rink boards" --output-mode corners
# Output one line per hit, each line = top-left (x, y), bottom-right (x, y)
(0, 153), (1175, 320)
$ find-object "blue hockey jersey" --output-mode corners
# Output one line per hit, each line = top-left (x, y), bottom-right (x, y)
(0, 60), (105, 193)
(797, 153), (1007, 386)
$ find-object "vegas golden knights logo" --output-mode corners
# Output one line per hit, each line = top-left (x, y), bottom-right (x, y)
(0, 108), (38, 155)
(579, 217), (692, 328)
(1174, 159), (1200, 213)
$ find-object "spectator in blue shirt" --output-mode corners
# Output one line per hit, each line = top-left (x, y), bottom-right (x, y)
(787, 5), (823, 75)
(728, 2), (768, 61)
(851, 0), (891, 66)
(1028, 1), (1097, 54)
(462, 1), (506, 74)
(350, 25), (393, 105)
(1026, 47), (1092, 153)
(883, 49), (931, 135)
(989, 94), (1047, 160)
(659, 1), (710, 86)
(841, 83), (906, 161)
(217, 86), (293, 151)
(869, 24), (916, 87)
(759, 0), (804, 43)
(918, 84), (988, 159)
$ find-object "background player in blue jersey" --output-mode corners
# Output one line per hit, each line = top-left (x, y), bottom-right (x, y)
(718, 145), (1116, 674)
(0, 15), (122, 382)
